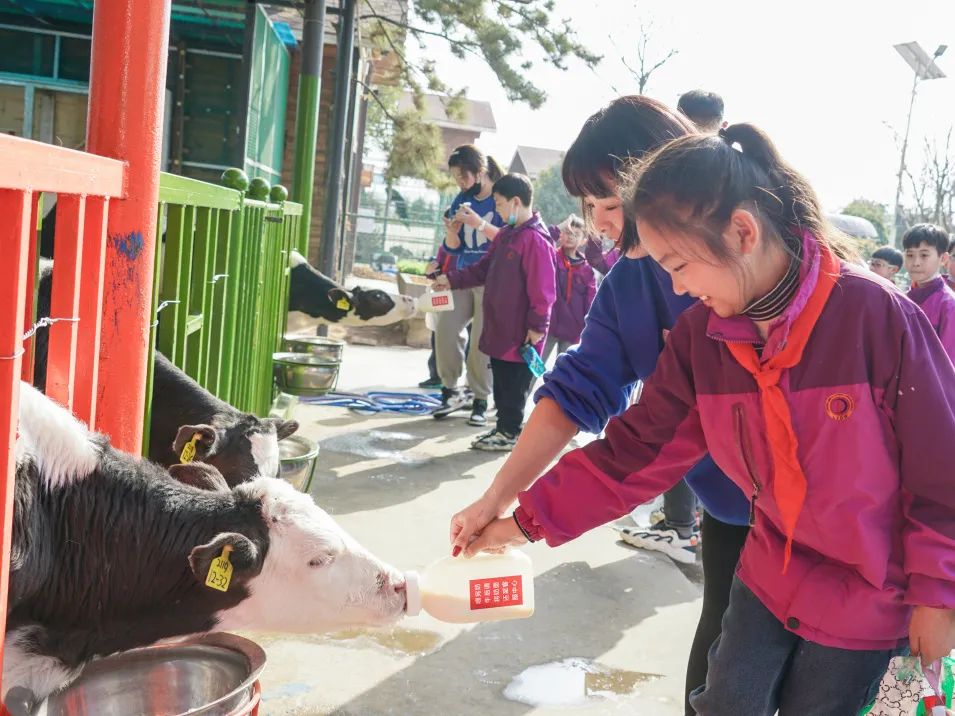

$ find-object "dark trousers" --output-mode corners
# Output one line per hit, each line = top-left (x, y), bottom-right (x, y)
(685, 512), (750, 715)
(664, 479), (699, 531)
(490, 357), (534, 435)
(426, 333), (439, 382)
(689, 578), (899, 716)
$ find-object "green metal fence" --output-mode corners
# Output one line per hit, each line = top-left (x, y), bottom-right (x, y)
(144, 171), (301, 447)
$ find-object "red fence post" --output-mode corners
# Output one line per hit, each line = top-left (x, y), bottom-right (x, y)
(86, 0), (172, 453)
(0, 190), (31, 705)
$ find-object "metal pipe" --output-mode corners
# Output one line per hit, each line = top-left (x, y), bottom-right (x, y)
(86, 0), (172, 453)
(291, 0), (328, 257)
(894, 68), (921, 246)
(320, 0), (356, 279)
(235, 2), (258, 170)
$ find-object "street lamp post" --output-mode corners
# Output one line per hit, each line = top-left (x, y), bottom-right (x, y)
(892, 41), (947, 246)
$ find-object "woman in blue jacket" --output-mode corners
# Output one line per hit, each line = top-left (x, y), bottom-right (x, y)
(449, 96), (751, 715)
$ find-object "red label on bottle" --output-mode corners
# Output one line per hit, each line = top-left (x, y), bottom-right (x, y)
(469, 575), (523, 610)
(432, 295), (450, 307)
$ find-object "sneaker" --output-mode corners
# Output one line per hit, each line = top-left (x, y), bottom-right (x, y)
(615, 519), (700, 564)
(418, 377), (443, 389)
(468, 399), (488, 426)
(432, 388), (470, 419)
(470, 429), (517, 452)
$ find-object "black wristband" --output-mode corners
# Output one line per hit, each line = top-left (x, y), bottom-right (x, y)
(513, 511), (536, 543)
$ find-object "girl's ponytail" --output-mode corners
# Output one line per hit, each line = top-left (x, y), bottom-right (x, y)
(629, 122), (858, 263)
(486, 155), (504, 183)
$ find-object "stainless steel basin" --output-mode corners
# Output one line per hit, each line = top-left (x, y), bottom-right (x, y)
(18, 633), (265, 716)
(279, 434), (319, 492)
(282, 334), (345, 363)
(272, 352), (340, 396)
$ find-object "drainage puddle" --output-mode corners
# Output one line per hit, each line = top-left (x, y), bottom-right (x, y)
(325, 626), (443, 655)
(252, 626), (442, 656)
(321, 430), (430, 465)
(503, 658), (660, 708)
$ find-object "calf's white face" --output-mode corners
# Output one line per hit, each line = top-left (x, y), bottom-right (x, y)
(216, 479), (406, 633)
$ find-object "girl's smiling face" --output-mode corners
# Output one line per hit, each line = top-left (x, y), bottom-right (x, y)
(636, 209), (771, 319)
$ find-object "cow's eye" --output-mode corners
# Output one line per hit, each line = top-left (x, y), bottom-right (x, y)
(308, 555), (334, 568)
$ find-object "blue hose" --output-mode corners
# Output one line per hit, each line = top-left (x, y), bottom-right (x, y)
(300, 390), (442, 416)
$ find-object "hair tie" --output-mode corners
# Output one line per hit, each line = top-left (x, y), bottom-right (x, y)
(718, 126), (743, 153)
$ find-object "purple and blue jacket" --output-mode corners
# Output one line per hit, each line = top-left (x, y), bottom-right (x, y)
(447, 213), (556, 362)
(518, 234), (955, 650)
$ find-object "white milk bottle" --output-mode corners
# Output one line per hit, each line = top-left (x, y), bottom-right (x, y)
(404, 550), (535, 623)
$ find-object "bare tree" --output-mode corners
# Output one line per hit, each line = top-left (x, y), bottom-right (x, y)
(615, 20), (678, 94)
(904, 128), (955, 232)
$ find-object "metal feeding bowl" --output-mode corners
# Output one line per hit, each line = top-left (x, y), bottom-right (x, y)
(282, 334), (345, 363)
(279, 434), (319, 493)
(21, 633), (265, 716)
(273, 352), (341, 396)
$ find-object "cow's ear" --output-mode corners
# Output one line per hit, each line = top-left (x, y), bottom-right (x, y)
(265, 418), (299, 441)
(169, 463), (230, 492)
(189, 532), (263, 585)
(173, 424), (219, 462)
(326, 287), (353, 311)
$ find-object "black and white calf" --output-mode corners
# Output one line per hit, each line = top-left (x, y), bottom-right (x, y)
(288, 251), (415, 326)
(6, 383), (407, 703)
(33, 263), (297, 485)
(149, 352), (298, 484)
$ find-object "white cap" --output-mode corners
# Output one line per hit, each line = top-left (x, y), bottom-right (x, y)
(404, 571), (421, 616)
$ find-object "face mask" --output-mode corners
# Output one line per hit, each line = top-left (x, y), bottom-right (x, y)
(461, 180), (482, 198)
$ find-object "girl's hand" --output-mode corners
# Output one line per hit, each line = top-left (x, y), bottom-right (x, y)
(443, 216), (461, 233)
(461, 516), (527, 557)
(449, 494), (510, 557)
(526, 329), (544, 345)
(431, 275), (451, 291)
(454, 204), (482, 228)
(425, 260), (440, 276)
(909, 605), (955, 666)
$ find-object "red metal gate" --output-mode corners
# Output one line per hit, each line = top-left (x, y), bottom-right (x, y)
(0, 0), (171, 705)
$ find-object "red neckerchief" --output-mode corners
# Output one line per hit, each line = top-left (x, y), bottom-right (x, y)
(725, 242), (839, 572)
(557, 248), (581, 303)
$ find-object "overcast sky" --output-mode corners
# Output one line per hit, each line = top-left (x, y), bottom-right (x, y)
(414, 0), (955, 213)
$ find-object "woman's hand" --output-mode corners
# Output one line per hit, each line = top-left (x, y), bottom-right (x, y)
(454, 204), (482, 228)
(450, 494), (511, 557)
(526, 329), (544, 345)
(909, 605), (955, 666)
(431, 275), (451, 291)
(462, 516), (527, 557)
(425, 260), (440, 276)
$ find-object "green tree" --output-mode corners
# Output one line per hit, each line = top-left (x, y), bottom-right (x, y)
(534, 163), (579, 225)
(842, 198), (890, 245)
(360, 0), (600, 187)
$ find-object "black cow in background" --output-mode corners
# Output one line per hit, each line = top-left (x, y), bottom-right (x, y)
(39, 209), (415, 327)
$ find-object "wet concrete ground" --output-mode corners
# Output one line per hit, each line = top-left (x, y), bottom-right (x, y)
(253, 344), (703, 715)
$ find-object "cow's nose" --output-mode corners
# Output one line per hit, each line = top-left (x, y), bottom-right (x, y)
(378, 571), (405, 594)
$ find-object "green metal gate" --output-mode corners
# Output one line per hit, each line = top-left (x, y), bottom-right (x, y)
(145, 171), (302, 448)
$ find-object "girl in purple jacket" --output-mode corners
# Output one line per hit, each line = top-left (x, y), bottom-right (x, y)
(433, 174), (557, 452)
(543, 216), (596, 361)
(468, 124), (955, 714)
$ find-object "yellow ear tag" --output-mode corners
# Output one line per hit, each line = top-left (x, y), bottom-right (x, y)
(179, 432), (202, 464)
(336, 297), (351, 311)
(205, 544), (234, 592)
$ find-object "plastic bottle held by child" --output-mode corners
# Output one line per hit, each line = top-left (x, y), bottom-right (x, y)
(404, 550), (535, 623)
(416, 290), (455, 313)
